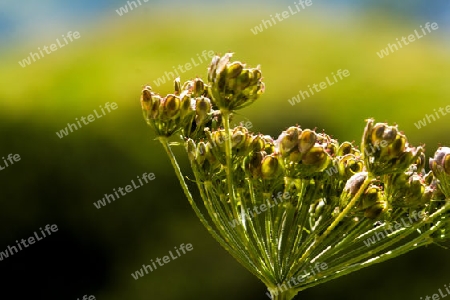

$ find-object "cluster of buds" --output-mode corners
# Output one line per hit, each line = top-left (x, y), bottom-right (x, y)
(276, 126), (336, 178)
(361, 119), (424, 176)
(430, 147), (450, 198)
(141, 52), (450, 300)
(140, 78), (214, 139)
(208, 53), (265, 111)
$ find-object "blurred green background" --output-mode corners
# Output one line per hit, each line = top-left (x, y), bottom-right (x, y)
(1, 1), (449, 299)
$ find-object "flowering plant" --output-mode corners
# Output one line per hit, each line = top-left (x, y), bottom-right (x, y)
(140, 52), (450, 300)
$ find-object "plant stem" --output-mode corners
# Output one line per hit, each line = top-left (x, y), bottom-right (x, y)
(221, 110), (239, 221)
(158, 137), (229, 251)
(268, 288), (298, 300)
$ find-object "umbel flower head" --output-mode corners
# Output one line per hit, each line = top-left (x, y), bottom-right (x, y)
(207, 52), (265, 111)
(140, 52), (450, 300)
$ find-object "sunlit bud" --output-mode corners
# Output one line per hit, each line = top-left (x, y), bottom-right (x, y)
(186, 139), (197, 162)
(361, 185), (382, 209)
(250, 68), (262, 86)
(207, 55), (220, 82)
(150, 94), (161, 119)
(338, 154), (364, 179)
(141, 86), (153, 112)
(193, 78), (205, 97)
(301, 146), (330, 171)
(344, 172), (368, 196)
(261, 155), (279, 179)
(277, 127), (300, 155)
(298, 129), (316, 154)
(430, 147), (450, 197)
(251, 135), (265, 152)
(337, 142), (354, 156)
(196, 97), (212, 124)
(163, 95), (181, 119)
(231, 127), (248, 149)
(196, 141), (207, 165)
(227, 62), (244, 79)
(237, 69), (251, 90)
(174, 77), (181, 95)
(247, 151), (264, 177)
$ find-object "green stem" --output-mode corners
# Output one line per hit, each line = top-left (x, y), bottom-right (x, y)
(221, 110), (239, 221)
(268, 287), (298, 300)
(158, 137), (229, 252)
(299, 174), (373, 263)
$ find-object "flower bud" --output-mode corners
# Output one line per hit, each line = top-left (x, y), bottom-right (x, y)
(247, 151), (264, 178)
(261, 155), (279, 179)
(207, 52), (264, 111)
(430, 147), (450, 197)
(362, 119), (422, 176)
(196, 97), (212, 124)
(174, 77), (181, 95)
(338, 154), (364, 179)
(193, 78), (205, 97)
(186, 139), (197, 162)
(163, 95), (180, 119)
(298, 129), (316, 154)
(277, 127), (300, 156)
(141, 86), (153, 112)
(196, 141), (207, 165)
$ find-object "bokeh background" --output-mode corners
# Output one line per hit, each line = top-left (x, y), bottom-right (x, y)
(1, 1), (450, 299)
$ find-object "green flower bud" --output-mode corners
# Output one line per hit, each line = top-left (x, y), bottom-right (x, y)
(149, 94), (161, 119)
(207, 52), (265, 111)
(186, 139), (197, 162)
(174, 77), (181, 95)
(227, 62), (244, 79)
(251, 135), (265, 152)
(302, 146), (327, 167)
(337, 142), (354, 156)
(298, 129), (316, 154)
(231, 126), (249, 150)
(195, 97), (212, 124)
(361, 185), (383, 210)
(430, 147), (450, 197)
(193, 78), (205, 97)
(362, 119), (422, 176)
(261, 155), (279, 179)
(140, 86), (153, 113)
(246, 151), (264, 178)
(196, 141), (207, 165)
(340, 172), (369, 209)
(277, 127), (300, 156)
(163, 94), (181, 119)
(338, 154), (364, 179)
